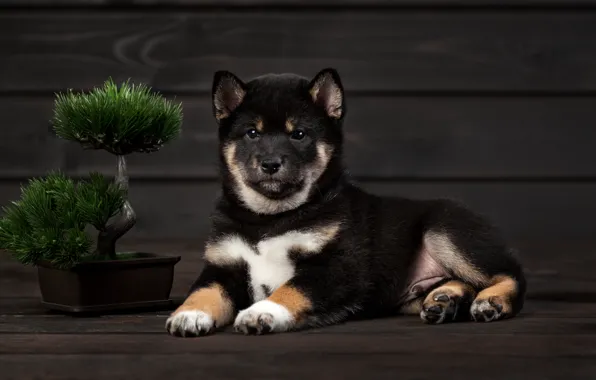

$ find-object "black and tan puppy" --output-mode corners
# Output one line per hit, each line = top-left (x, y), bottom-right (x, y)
(166, 68), (526, 337)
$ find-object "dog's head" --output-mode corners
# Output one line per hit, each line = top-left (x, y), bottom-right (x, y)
(212, 68), (346, 215)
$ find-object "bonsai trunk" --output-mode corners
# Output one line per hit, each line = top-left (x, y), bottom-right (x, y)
(94, 155), (137, 259)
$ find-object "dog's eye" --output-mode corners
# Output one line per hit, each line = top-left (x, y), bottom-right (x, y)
(290, 129), (306, 140)
(245, 128), (259, 139)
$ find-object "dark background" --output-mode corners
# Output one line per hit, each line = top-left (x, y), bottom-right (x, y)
(1, 0), (595, 298)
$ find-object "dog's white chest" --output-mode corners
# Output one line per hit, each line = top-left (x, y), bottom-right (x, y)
(247, 239), (296, 301)
(205, 233), (301, 302)
(205, 226), (340, 302)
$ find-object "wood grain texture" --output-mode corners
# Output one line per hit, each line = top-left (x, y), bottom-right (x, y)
(0, 239), (206, 299)
(3, 11), (596, 93)
(2, 331), (595, 356)
(3, 0), (596, 6)
(2, 243), (595, 303)
(1, 354), (594, 380)
(0, 98), (65, 176)
(6, 96), (596, 179)
(1, 244), (595, 379)
(1, 230), (595, 303)
(3, 306), (596, 333)
(1, 4), (594, 378)
(1, 180), (596, 241)
(116, 179), (596, 241)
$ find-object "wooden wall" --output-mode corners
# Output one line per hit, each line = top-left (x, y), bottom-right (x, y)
(1, 0), (595, 249)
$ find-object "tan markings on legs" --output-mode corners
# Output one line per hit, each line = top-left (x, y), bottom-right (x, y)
(471, 275), (519, 322)
(400, 298), (423, 315)
(267, 284), (313, 321)
(423, 232), (490, 288)
(174, 284), (234, 327)
(425, 280), (476, 303)
(420, 280), (476, 324)
(476, 275), (518, 313)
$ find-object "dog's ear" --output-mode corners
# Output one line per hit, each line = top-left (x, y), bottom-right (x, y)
(212, 70), (247, 122)
(308, 68), (345, 120)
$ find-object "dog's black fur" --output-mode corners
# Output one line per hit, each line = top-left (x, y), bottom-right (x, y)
(166, 68), (526, 337)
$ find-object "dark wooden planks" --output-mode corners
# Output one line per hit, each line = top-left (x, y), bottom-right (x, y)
(6, 300), (593, 378)
(0, 98), (65, 177)
(1, 330), (594, 356)
(6, 96), (596, 179)
(0, 12), (187, 94)
(3, 314), (596, 335)
(5, 0), (596, 6)
(66, 95), (596, 178)
(0, 96), (219, 179)
(1, 258), (594, 380)
(0, 239), (206, 299)
(1, 179), (596, 300)
(0, 258), (42, 299)
(364, 181), (596, 242)
(1, 180), (596, 241)
(104, 181), (596, 241)
(2, 236), (596, 303)
(3, 11), (596, 93)
(2, 300), (595, 333)
(1, 354), (593, 380)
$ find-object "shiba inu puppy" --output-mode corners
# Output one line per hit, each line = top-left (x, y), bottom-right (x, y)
(166, 68), (526, 337)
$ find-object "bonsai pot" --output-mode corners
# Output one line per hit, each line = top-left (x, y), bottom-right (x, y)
(37, 252), (181, 314)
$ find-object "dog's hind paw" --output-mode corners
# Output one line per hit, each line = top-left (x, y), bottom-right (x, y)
(470, 297), (506, 322)
(420, 292), (460, 324)
(420, 280), (475, 324)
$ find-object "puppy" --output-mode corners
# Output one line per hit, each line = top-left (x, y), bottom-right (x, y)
(166, 68), (526, 337)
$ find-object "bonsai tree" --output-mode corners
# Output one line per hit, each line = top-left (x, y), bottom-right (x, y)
(51, 78), (183, 259)
(0, 172), (126, 268)
(0, 79), (183, 267)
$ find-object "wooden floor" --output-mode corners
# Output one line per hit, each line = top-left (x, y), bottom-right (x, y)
(1, 0), (596, 378)
(1, 241), (596, 380)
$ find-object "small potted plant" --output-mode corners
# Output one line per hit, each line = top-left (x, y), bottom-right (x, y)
(0, 79), (184, 314)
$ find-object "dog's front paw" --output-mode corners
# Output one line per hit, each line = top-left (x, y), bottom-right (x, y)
(234, 300), (294, 335)
(166, 310), (215, 337)
(470, 296), (506, 322)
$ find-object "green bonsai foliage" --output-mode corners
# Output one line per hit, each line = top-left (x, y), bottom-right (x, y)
(0, 172), (125, 269)
(52, 78), (183, 155)
(0, 78), (182, 266)
(50, 78), (183, 259)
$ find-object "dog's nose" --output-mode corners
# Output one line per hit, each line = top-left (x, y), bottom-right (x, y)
(260, 159), (282, 174)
